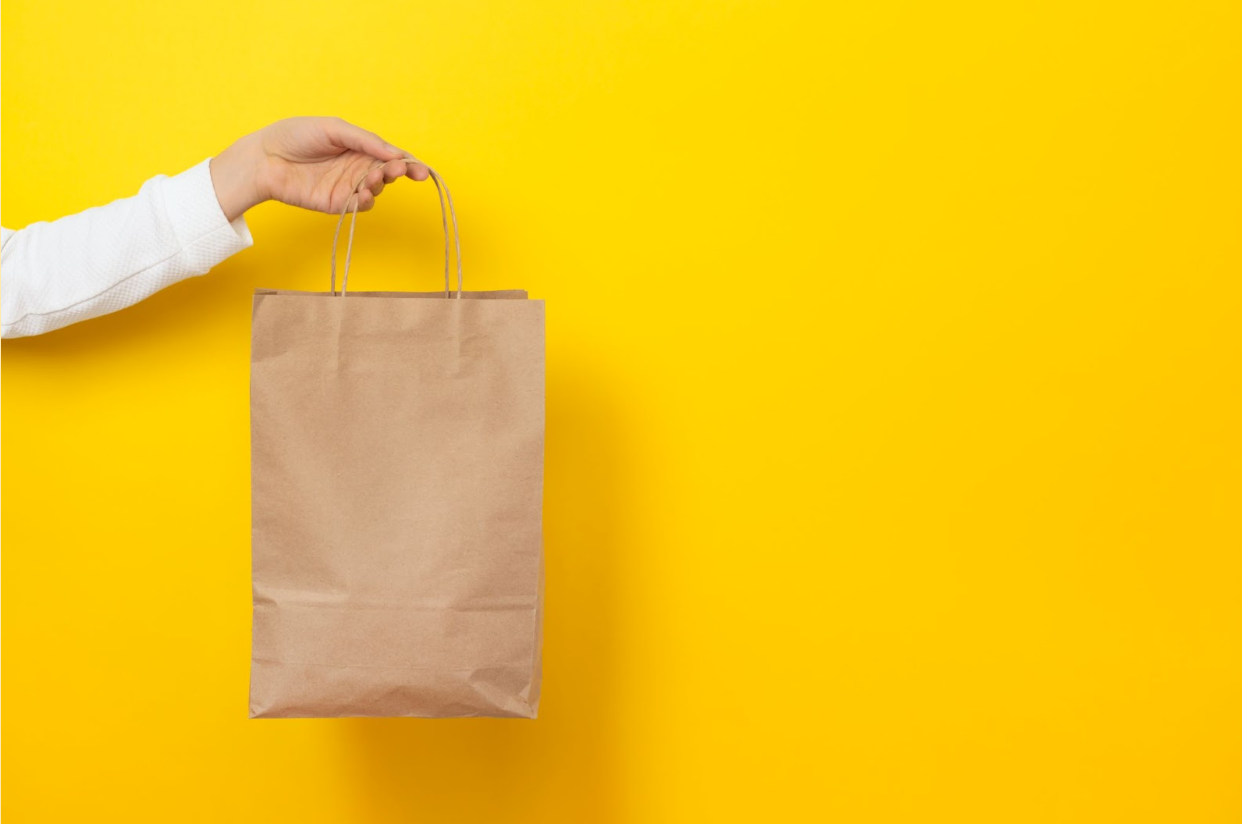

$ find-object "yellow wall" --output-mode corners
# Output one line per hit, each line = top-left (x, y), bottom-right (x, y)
(4, 1), (1242, 820)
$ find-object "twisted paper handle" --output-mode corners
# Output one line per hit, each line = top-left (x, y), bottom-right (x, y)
(329, 156), (462, 298)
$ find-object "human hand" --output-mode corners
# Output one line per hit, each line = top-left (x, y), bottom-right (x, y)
(209, 117), (431, 222)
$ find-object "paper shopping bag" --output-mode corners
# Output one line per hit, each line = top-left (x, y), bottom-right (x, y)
(248, 162), (544, 718)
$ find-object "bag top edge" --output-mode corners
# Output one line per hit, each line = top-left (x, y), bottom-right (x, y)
(254, 289), (531, 299)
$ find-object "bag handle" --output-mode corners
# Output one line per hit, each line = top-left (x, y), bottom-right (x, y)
(329, 156), (462, 298)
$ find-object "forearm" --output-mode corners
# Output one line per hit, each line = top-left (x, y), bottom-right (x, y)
(0, 158), (254, 338)
(0, 116), (413, 338)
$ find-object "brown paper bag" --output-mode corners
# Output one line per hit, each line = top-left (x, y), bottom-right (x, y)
(248, 162), (544, 718)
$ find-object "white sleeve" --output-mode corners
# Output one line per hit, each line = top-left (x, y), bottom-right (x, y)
(0, 156), (254, 338)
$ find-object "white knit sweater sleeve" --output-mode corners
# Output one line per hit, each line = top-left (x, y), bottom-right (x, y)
(0, 157), (254, 338)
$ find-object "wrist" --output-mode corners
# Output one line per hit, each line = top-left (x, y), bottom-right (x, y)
(210, 133), (267, 222)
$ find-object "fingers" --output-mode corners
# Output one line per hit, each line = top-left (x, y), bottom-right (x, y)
(365, 166), (388, 197)
(358, 159), (422, 200)
(381, 158), (408, 184)
(339, 154), (426, 215)
(324, 116), (406, 161)
(350, 188), (376, 212)
(380, 156), (430, 183)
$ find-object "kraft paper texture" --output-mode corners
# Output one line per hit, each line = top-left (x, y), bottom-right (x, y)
(249, 288), (545, 718)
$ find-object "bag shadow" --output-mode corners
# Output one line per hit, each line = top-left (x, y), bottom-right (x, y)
(338, 358), (627, 822)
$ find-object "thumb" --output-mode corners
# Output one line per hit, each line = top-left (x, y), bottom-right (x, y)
(324, 117), (407, 161)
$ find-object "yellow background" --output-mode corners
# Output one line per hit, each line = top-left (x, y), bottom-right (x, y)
(3, 0), (1242, 820)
